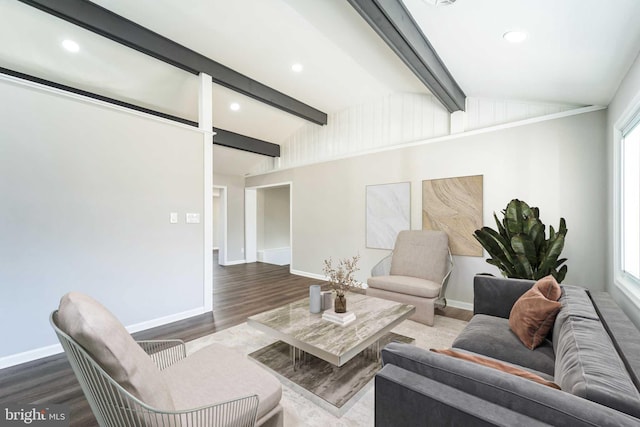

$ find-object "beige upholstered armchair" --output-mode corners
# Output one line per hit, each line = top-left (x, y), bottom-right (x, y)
(51, 292), (283, 427)
(366, 230), (453, 326)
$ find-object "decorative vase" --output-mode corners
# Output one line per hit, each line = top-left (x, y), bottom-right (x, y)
(334, 293), (347, 313)
(309, 285), (322, 313)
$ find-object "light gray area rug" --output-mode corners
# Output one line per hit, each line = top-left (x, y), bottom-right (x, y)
(187, 315), (467, 427)
(248, 332), (414, 416)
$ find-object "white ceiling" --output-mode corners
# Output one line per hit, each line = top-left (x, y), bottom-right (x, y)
(402, 0), (640, 106)
(2, 0), (640, 176)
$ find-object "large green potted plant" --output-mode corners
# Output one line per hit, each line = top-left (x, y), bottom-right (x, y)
(473, 199), (568, 282)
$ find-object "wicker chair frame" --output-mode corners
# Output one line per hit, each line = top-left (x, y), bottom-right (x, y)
(50, 311), (259, 427)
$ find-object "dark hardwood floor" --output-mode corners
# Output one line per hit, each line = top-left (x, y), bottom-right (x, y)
(0, 253), (471, 426)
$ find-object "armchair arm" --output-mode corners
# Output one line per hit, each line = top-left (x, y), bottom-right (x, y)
(371, 253), (393, 277)
(137, 339), (187, 370)
(473, 275), (534, 318)
(435, 248), (454, 308)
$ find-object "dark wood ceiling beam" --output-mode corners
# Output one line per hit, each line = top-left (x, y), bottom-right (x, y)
(0, 67), (280, 158)
(18, 0), (328, 126)
(213, 129), (280, 157)
(346, 0), (466, 112)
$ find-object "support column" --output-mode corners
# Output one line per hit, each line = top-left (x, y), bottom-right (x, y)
(450, 110), (466, 134)
(199, 72), (214, 312)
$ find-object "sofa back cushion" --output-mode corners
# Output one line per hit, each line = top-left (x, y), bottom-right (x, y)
(553, 285), (598, 339)
(56, 292), (175, 410)
(554, 315), (640, 418)
(390, 230), (449, 283)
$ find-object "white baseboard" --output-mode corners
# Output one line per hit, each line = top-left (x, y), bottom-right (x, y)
(0, 343), (63, 370)
(222, 259), (246, 266)
(446, 299), (474, 311)
(0, 306), (209, 370)
(290, 269), (325, 281)
(124, 306), (208, 335)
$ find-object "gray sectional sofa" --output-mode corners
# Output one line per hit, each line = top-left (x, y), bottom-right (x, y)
(375, 275), (640, 426)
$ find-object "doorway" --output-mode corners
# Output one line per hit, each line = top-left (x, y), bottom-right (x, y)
(212, 185), (228, 266)
(245, 182), (292, 267)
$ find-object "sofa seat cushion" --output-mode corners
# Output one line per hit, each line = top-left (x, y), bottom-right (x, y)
(431, 348), (559, 389)
(555, 315), (640, 418)
(56, 292), (174, 410)
(162, 343), (282, 421)
(452, 314), (555, 376)
(367, 275), (440, 298)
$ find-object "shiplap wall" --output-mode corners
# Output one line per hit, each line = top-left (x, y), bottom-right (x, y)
(251, 94), (580, 175)
(465, 98), (579, 130)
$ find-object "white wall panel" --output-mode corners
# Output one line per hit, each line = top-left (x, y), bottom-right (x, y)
(465, 98), (579, 131)
(252, 94), (579, 175)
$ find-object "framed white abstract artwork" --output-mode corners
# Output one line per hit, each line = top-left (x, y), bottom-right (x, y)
(366, 182), (411, 249)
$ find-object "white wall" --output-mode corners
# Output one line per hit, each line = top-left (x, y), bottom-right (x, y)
(607, 51), (640, 327)
(212, 194), (221, 249)
(212, 172), (245, 263)
(246, 110), (607, 307)
(258, 186), (291, 250)
(0, 78), (206, 364)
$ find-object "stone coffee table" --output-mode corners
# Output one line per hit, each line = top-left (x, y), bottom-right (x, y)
(247, 293), (415, 416)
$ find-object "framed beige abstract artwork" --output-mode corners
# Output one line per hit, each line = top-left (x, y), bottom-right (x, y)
(422, 175), (483, 257)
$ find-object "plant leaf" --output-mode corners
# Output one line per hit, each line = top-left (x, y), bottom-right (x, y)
(474, 227), (517, 277)
(511, 234), (535, 279)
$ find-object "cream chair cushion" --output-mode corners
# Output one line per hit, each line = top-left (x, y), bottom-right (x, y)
(162, 343), (282, 422)
(367, 275), (441, 298)
(389, 230), (449, 283)
(56, 292), (175, 410)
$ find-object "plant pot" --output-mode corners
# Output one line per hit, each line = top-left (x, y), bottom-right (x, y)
(335, 294), (347, 313)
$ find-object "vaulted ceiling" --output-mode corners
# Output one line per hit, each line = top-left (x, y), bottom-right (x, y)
(2, 0), (640, 175)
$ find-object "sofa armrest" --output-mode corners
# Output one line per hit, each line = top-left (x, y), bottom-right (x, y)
(473, 275), (534, 318)
(376, 364), (544, 427)
(380, 343), (640, 427)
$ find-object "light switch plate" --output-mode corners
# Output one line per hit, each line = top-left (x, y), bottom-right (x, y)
(170, 212), (178, 224)
(186, 213), (200, 224)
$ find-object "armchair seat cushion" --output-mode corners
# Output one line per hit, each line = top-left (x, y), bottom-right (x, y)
(162, 343), (282, 421)
(367, 275), (441, 298)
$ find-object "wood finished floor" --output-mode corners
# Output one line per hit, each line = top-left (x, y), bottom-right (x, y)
(0, 255), (472, 426)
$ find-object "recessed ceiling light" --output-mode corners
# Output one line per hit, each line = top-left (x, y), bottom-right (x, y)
(229, 102), (240, 111)
(62, 39), (80, 53)
(503, 30), (527, 43)
(291, 63), (303, 73)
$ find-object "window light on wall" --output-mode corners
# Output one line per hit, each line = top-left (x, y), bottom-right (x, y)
(622, 118), (640, 280)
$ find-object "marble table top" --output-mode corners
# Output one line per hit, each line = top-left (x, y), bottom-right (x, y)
(247, 293), (415, 366)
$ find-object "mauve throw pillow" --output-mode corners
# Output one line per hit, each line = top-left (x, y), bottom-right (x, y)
(509, 276), (562, 350)
(431, 348), (560, 389)
(533, 275), (562, 301)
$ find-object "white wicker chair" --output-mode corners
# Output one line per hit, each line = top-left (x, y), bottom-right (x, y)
(50, 312), (259, 427)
